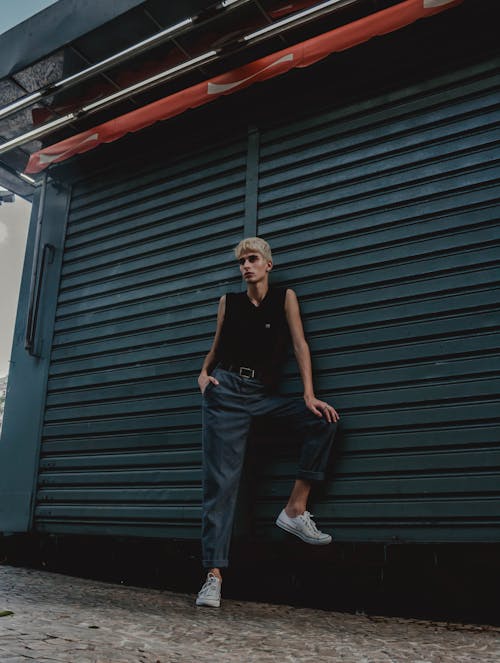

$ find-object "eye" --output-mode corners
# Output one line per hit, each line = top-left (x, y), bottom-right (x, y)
(248, 255), (259, 263)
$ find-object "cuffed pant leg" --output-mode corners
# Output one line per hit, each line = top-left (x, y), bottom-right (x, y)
(296, 409), (337, 482)
(254, 395), (337, 481)
(201, 377), (251, 569)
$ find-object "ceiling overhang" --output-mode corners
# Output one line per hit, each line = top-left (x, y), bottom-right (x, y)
(0, 0), (473, 197)
(24, 0), (464, 174)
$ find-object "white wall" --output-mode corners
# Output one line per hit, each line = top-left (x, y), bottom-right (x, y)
(0, 197), (31, 377)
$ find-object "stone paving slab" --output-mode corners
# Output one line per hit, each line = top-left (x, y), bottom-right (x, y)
(0, 565), (499, 662)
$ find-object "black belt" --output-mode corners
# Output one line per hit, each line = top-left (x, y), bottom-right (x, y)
(218, 362), (265, 381)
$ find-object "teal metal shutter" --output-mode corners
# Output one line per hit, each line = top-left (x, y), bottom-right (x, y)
(33, 55), (500, 545)
(36, 139), (247, 537)
(254, 57), (500, 543)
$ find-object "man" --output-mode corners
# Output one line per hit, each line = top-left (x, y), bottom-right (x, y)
(196, 237), (340, 608)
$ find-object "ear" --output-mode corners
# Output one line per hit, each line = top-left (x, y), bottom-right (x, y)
(267, 260), (273, 272)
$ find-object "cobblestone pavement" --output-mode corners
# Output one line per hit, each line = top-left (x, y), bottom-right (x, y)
(0, 565), (499, 663)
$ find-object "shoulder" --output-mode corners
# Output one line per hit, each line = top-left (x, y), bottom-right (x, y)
(224, 291), (246, 303)
(222, 291), (244, 301)
(284, 288), (303, 319)
(217, 294), (226, 319)
(266, 287), (297, 305)
(284, 288), (299, 305)
(221, 291), (245, 312)
(269, 286), (294, 300)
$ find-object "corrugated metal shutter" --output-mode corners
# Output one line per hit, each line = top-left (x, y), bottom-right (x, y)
(34, 55), (500, 544)
(36, 139), (247, 537)
(254, 57), (500, 542)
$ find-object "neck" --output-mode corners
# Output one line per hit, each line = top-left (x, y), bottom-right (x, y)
(246, 280), (269, 305)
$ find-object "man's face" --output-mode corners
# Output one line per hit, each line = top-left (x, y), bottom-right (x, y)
(238, 251), (272, 284)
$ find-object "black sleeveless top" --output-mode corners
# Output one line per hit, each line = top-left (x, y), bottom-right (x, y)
(215, 286), (290, 390)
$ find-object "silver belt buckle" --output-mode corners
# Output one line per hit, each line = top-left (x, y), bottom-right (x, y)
(239, 366), (255, 379)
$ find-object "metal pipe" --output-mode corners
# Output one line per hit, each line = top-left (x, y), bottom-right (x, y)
(244, 0), (360, 43)
(0, 0), (365, 157)
(0, 115), (77, 154)
(0, 0), (254, 123)
(0, 50), (219, 155)
(81, 50), (219, 113)
(18, 172), (37, 185)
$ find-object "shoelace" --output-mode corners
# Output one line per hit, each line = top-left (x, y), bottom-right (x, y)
(300, 511), (321, 535)
(199, 573), (219, 597)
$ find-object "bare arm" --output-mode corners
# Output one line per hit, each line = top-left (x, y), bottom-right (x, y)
(285, 289), (339, 423)
(198, 295), (226, 393)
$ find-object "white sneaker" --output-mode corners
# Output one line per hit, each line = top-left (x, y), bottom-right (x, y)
(276, 509), (332, 545)
(195, 572), (222, 607)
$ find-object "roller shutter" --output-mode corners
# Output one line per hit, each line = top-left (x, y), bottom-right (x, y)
(36, 139), (247, 537)
(34, 56), (500, 543)
(254, 57), (500, 542)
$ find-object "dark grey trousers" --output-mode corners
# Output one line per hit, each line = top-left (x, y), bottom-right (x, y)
(201, 367), (337, 569)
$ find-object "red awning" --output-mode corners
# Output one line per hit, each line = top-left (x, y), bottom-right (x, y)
(26, 0), (462, 174)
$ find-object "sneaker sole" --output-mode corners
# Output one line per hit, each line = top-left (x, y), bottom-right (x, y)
(195, 598), (221, 607)
(276, 517), (332, 545)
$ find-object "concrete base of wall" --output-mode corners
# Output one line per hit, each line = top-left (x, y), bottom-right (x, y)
(1, 533), (498, 625)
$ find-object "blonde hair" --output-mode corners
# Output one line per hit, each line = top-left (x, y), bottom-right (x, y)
(234, 237), (272, 262)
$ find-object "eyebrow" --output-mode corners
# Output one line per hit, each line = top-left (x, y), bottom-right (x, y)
(238, 254), (259, 261)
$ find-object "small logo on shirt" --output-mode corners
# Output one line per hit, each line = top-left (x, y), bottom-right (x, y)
(265, 323), (271, 328)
